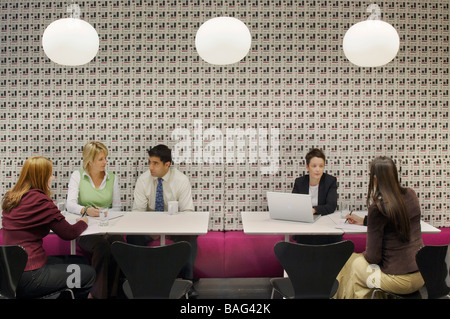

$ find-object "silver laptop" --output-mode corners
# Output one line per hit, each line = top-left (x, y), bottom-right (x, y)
(267, 192), (321, 223)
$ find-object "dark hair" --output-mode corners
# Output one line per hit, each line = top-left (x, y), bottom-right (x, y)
(148, 144), (172, 164)
(305, 148), (325, 165)
(367, 156), (410, 242)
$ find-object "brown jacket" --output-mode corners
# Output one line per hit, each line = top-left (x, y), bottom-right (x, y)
(363, 188), (423, 275)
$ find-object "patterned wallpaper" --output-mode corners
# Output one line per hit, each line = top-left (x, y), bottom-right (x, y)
(1, 0), (449, 229)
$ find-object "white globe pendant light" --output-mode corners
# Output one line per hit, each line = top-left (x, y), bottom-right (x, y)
(195, 17), (252, 65)
(343, 4), (399, 67)
(42, 4), (99, 66)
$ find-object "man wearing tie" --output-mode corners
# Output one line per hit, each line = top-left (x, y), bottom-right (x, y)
(128, 144), (197, 286)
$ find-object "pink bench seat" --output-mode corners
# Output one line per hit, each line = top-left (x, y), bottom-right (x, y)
(2, 228), (448, 278)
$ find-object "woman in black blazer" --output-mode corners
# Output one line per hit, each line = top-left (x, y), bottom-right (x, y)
(292, 172), (338, 215)
(292, 148), (341, 244)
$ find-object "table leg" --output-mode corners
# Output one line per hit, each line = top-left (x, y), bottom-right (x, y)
(161, 234), (166, 246)
(284, 234), (290, 277)
(71, 239), (76, 254)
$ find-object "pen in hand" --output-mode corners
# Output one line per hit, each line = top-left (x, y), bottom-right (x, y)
(345, 210), (353, 223)
(81, 205), (97, 217)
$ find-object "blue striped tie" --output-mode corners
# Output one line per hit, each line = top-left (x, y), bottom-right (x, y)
(155, 177), (164, 212)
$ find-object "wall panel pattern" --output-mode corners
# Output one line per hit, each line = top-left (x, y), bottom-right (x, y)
(1, 1), (449, 229)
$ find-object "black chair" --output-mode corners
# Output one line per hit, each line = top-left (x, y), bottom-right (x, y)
(0, 245), (27, 299)
(371, 244), (450, 299)
(416, 244), (450, 299)
(111, 241), (193, 299)
(0, 245), (74, 299)
(270, 240), (354, 299)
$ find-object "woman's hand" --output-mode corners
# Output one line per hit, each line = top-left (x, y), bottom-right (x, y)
(86, 206), (100, 217)
(77, 216), (89, 224)
(346, 214), (364, 225)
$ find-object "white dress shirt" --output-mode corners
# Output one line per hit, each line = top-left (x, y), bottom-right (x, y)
(309, 184), (319, 207)
(66, 170), (121, 215)
(132, 167), (194, 212)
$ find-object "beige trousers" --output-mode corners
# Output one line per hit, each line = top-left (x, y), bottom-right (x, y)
(334, 253), (424, 299)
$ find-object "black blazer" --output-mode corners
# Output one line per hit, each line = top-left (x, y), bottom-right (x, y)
(292, 173), (338, 215)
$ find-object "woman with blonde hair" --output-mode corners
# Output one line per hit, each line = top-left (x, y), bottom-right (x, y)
(1, 156), (95, 298)
(335, 156), (424, 298)
(66, 141), (124, 299)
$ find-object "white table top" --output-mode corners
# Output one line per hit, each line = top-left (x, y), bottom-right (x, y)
(241, 211), (441, 236)
(241, 211), (344, 235)
(108, 211), (210, 235)
(65, 211), (210, 236)
(327, 211), (441, 234)
(65, 211), (209, 253)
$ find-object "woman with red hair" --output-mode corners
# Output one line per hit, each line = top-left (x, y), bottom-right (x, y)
(2, 156), (95, 298)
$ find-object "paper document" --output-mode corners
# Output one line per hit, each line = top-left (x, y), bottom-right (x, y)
(88, 211), (125, 221)
(65, 212), (125, 231)
(335, 221), (367, 231)
(64, 211), (125, 223)
(64, 211), (125, 236)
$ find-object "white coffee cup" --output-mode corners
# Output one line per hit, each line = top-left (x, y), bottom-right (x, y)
(168, 201), (178, 215)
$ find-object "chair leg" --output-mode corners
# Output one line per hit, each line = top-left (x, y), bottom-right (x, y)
(371, 288), (389, 299)
(67, 289), (75, 299)
(270, 288), (275, 299)
(370, 289), (378, 299)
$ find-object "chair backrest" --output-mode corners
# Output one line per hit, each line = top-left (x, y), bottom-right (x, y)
(111, 241), (191, 299)
(0, 245), (28, 299)
(274, 240), (354, 298)
(416, 244), (450, 299)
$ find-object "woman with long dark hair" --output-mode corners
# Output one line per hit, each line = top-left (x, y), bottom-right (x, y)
(335, 156), (424, 298)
